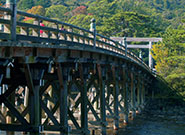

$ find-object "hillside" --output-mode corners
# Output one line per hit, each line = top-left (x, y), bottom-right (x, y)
(1, 0), (184, 28)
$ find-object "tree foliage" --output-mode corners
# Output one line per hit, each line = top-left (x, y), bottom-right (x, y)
(27, 5), (46, 16)
(17, 0), (34, 10)
(152, 24), (185, 96)
(67, 14), (94, 30)
(45, 5), (68, 21)
(33, 0), (51, 8)
(99, 11), (162, 37)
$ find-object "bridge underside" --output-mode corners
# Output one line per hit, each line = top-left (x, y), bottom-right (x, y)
(0, 41), (152, 135)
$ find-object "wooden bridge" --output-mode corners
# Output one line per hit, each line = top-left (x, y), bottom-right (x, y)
(0, 1), (158, 135)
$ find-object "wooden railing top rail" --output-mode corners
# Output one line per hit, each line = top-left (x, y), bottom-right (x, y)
(0, 6), (151, 73)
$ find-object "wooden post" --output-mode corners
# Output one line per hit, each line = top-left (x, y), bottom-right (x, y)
(124, 37), (127, 56)
(130, 68), (136, 119)
(24, 64), (43, 135)
(137, 72), (142, 113)
(24, 87), (29, 107)
(6, 0), (17, 41)
(1, 85), (6, 115)
(79, 64), (89, 134)
(34, 84), (41, 135)
(90, 18), (96, 48)
(97, 64), (106, 135)
(57, 63), (68, 135)
(122, 66), (128, 124)
(112, 66), (119, 130)
(141, 79), (145, 109)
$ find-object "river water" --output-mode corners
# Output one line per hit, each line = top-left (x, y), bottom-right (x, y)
(116, 111), (185, 135)
(0, 110), (185, 135)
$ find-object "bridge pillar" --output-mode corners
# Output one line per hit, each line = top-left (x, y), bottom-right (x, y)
(111, 66), (119, 130)
(130, 68), (136, 119)
(136, 71), (142, 113)
(141, 79), (145, 109)
(24, 64), (45, 135)
(97, 64), (106, 135)
(79, 64), (89, 134)
(122, 65), (129, 124)
(57, 63), (69, 135)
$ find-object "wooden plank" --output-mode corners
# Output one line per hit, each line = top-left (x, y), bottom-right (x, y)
(0, 124), (32, 132)
(0, 33), (10, 40)
(0, 6), (12, 13)
(0, 18), (11, 25)
(37, 48), (53, 57)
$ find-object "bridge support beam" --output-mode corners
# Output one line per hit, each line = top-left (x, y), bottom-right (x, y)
(27, 66), (44, 135)
(57, 63), (69, 135)
(122, 66), (129, 124)
(141, 79), (145, 109)
(130, 69), (136, 119)
(136, 72), (142, 113)
(79, 64), (89, 134)
(97, 64), (107, 135)
(112, 66), (119, 130)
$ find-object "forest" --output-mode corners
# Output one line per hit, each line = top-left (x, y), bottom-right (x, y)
(1, 0), (185, 97)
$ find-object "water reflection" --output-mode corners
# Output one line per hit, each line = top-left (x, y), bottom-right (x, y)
(117, 113), (185, 135)
(0, 113), (184, 135)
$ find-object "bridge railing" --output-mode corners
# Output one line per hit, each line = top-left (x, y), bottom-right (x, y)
(0, 6), (150, 71)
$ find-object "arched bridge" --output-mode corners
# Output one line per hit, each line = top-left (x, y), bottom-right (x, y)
(0, 3), (157, 135)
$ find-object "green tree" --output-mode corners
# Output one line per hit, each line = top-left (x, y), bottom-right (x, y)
(45, 5), (68, 21)
(67, 14), (94, 30)
(17, 0), (34, 11)
(27, 5), (46, 16)
(99, 11), (162, 37)
(152, 24), (185, 96)
(33, 0), (51, 8)
(50, 0), (65, 5)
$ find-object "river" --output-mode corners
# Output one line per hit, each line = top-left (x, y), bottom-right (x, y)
(0, 109), (185, 135)
(116, 112), (185, 135)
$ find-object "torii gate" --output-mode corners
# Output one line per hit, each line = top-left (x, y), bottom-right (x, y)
(111, 37), (162, 69)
